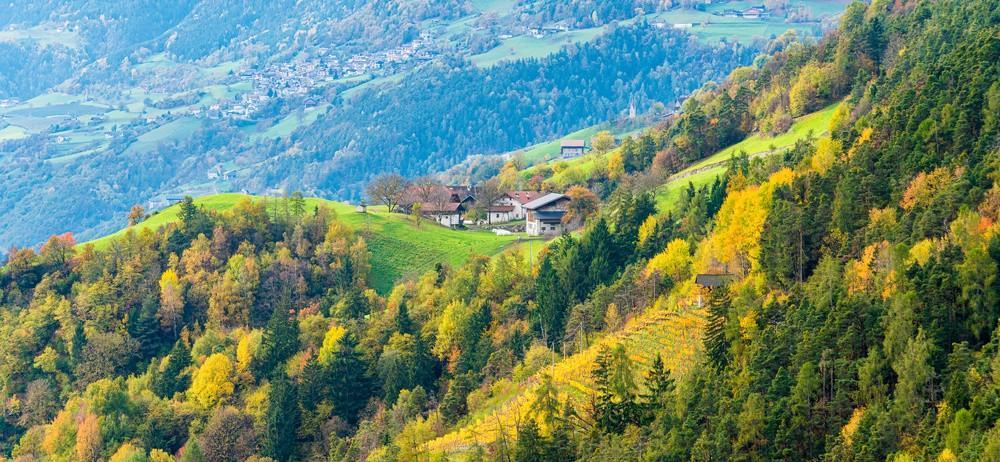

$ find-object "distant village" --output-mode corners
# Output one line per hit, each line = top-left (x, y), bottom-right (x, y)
(201, 4), (788, 121)
(210, 32), (438, 120)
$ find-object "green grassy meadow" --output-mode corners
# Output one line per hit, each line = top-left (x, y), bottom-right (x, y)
(470, 26), (607, 67)
(653, 102), (839, 212)
(654, 165), (726, 212)
(683, 102), (838, 172)
(84, 194), (524, 292)
(0, 25), (82, 48)
(0, 125), (29, 141)
(252, 105), (329, 140)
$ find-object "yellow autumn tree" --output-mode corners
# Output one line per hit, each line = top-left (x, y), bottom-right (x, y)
(604, 303), (623, 331)
(189, 353), (234, 408)
(236, 330), (263, 375)
(42, 406), (76, 460)
(901, 167), (958, 210)
(908, 239), (935, 267)
(646, 239), (692, 282)
(434, 300), (474, 360)
(637, 215), (657, 246)
(703, 169), (793, 277)
(789, 62), (833, 116)
(591, 130), (616, 154)
(810, 137), (842, 175)
(708, 186), (767, 275)
(846, 126), (874, 158)
(317, 323), (348, 366)
(208, 253), (259, 328)
(841, 407), (865, 447)
(158, 269), (184, 335)
(75, 411), (101, 462)
(498, 161), (520, 191)
(149, 449), (174, 462)
(828, 100), (852, 134)
(108, 443), (146, 462)
(607, 151), (625, 180)
(845, 242), (890, 294)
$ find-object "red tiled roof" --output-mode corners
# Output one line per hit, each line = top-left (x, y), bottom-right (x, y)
(508, 190), (546, 205)
(423, 202), (464, 213)
(489, 205), (515, 212)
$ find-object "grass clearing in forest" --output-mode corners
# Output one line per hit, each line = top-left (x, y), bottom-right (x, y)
(0, 25), (82, 48)
(683, 102), (838, 173)
(654, 165), (727, 212)
(470, 26), (607, 67)
(654, 102), (840, 212)
(0, 125), (29, 141)
(252, 105), (329, 140)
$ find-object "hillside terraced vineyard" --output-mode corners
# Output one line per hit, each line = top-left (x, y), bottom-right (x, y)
(425, 305), (707, 456)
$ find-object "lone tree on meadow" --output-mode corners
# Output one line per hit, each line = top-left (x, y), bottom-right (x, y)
(128, 204), (146, 226)
(591, 130), (616, 155)
(366, 174), (408, 213)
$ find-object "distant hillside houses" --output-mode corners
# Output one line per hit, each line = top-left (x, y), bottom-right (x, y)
(218, 38), (439, 121)
(395, 184), (578, 236)
(715, 4), (772, 19)
(560, 139), (588, 159)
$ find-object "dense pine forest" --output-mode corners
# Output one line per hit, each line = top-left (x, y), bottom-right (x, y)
(1, 0), (999, 461)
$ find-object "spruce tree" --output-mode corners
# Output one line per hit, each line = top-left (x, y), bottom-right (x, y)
(592, 344), (641, 433)
(130, 299), (162, 358)
(546, 404), (578, 461)
(513, 420), (549, 462)
(154, 339), (191, 399)
(395, 299), (414, 335)
(704, 287), (731, 369)
(532, 256), (566, 345)
(253, 306), (300, 379)
(326, 333), (373, 424)
(586, 218), (615, 286)
(643, 354), (675, 411)
(263, 372), (300, 461)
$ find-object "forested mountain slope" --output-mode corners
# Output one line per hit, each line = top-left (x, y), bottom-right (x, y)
(1, 0), (997, 461)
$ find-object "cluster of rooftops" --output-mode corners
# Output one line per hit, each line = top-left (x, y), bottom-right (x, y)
(380, 185), (573, 235)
